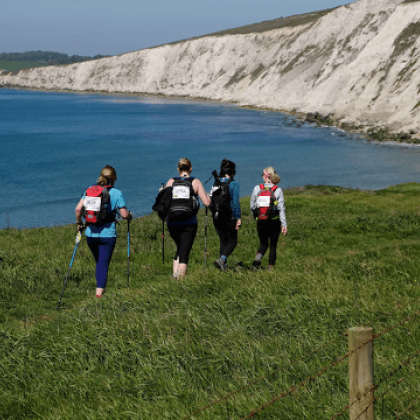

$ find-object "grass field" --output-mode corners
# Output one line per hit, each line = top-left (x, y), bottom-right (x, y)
(1, 184), (420, 419)
(0, 60), (48, 72)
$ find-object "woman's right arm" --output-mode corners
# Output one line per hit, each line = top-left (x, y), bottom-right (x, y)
(75, 198), (84, 230)
(250, 186), (258, 210)
(75, 198), (84, 220)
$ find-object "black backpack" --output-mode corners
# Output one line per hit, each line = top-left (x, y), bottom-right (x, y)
(168, 177), (200, 221)
(209, 178), (232, 220)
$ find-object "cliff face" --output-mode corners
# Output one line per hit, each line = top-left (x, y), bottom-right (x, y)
(2, 0), (420, 137)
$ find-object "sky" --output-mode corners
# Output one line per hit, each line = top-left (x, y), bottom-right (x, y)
(1, 0), (351, 57)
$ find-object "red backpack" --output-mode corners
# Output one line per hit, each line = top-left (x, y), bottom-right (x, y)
(81, 185), (115, 226)
(255, 184), (279, 221)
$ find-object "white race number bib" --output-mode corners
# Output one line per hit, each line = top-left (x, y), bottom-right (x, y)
(173, 186), (190, 199)
(84, 197), (102, 211)
(257, 196), (271, 208)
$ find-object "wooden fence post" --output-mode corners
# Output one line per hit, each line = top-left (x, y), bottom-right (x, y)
(348, 327), (374, 420)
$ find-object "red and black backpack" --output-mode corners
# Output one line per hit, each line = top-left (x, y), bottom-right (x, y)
(254, 184), (279, 221)
(81, 185), (115, 226)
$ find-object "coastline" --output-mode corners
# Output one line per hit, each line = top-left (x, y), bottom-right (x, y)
(3, 84), (418, 146)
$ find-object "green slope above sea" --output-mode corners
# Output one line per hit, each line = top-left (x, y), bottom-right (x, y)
(1, 184), (420, 419)
(0, 60), (48, 72)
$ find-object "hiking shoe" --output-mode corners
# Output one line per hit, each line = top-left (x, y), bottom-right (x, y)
(252, 259), (262, 268)
(214, 258), (228, 272)
(267, 265), (274, 272)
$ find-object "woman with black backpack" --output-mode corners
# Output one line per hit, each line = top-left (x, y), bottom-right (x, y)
(164, 158), (210, 279)
(211, 159), (241, 272)
(250, 166), (287, 272)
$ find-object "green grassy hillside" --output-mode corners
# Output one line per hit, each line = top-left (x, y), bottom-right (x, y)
(1, 184), (420, 419)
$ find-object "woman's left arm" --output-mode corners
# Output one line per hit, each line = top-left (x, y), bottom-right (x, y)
(231, 182), (241, 229)
(276, 188), (287, 235)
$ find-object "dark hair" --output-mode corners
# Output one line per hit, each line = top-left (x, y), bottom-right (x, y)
(219, 159), (236, 178)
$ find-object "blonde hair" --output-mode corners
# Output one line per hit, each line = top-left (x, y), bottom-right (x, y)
(264, 167), (280, 184)
(178, 158), (192, 173)
(97, 165), (117, 186)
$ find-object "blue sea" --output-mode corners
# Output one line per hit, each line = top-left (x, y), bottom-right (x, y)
(1, 88), (420, 229)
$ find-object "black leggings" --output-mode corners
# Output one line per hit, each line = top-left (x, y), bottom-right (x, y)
(256, 219), (281, 266)
(213, 218), (238, 259)
(168, 224), (198, 264)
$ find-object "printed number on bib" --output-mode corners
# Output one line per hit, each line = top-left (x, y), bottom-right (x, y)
(84, 197), (102, 212)
(173, 186), (190, 199)
(257, 196), (271, 208)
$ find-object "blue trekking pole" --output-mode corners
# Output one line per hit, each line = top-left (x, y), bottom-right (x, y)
(57, 229), (83, 310)
(127, 218), (130, 287)
(204, 206), (208, 267)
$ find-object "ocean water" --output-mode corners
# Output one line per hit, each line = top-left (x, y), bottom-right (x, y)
(1, 88), (420, 229)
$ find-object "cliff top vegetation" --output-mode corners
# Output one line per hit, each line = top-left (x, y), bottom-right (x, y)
(164, 6), (339, 47)
(0, 50), (108, 65)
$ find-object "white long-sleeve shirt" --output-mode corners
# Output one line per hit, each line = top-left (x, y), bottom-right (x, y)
(250, 183), (287, 227)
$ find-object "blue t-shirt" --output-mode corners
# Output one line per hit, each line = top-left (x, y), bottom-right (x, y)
(83, 187), (126, 238)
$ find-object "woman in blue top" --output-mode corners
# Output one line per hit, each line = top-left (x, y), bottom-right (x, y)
(212, 159), (241, 272)
(165, 158), (210, 279)
(75, 165), (132, 298)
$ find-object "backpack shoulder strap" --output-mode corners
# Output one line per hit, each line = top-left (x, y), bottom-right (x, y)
(270, 185), (278, 192)
(259, 183), (265, 190)
(185, 177), (194, 186)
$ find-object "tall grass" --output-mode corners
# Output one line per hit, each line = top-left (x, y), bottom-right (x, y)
(1, 184), (419, 419)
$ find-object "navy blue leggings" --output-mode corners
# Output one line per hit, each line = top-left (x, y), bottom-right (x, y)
(86, 237), (117, 288)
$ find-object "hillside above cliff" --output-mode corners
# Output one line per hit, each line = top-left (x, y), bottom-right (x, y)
(2, 0), (420, 141)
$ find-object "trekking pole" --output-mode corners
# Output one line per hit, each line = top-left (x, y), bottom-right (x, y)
(127, 217), (130, 287)
(203, 171), (217, 268)
(204, 206), (208, 267)
(161, 183), (165, 265)
(57, 228), (83, 310)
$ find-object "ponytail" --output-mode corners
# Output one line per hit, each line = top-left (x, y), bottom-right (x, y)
(264, 167), (280, 184)
(97, 165), (117, 186)
(178, 158), (192, 173)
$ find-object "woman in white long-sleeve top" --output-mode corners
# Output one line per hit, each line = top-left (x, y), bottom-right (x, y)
(250, 167), (287, 271)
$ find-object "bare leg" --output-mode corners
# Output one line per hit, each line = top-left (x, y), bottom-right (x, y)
(173, 257), (180, 279)
(178, 263), (187, 279)
(96, 287), (105, 297)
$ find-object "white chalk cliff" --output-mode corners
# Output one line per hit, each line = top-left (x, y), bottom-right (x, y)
(2, 0), (420, 138)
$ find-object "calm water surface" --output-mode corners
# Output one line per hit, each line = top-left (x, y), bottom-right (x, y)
(1, 89), (420, 229)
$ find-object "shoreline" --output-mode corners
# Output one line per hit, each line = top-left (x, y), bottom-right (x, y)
(2, 84), (419, 146)
(2, 184), (418, 232)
